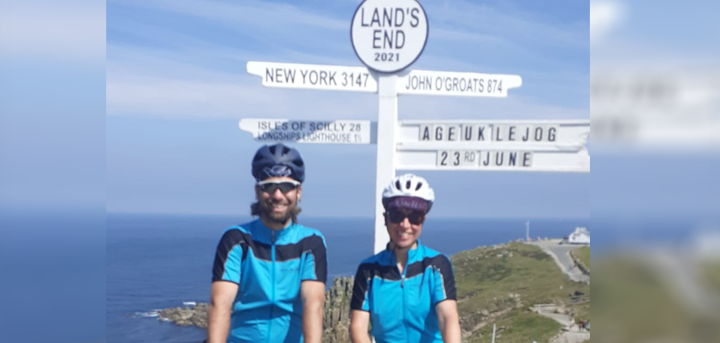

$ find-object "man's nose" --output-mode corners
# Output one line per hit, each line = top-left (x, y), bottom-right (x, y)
(271, 188), (285, 199)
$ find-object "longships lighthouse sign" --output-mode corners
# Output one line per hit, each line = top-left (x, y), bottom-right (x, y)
(241, 0), (590, 253)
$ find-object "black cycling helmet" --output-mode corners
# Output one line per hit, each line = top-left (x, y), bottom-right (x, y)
(251, 143), (305, 183)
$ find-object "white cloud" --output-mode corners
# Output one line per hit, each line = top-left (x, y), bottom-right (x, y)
(111, 0), (347, 32)
(0, 1), (105, 62)
(425, 0), (588, 48)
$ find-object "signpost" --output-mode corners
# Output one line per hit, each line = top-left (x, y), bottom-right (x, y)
(397, 70), (523, 97)
(242, 0), (590, 254)
(350, 0), (428, 73)
(246, 62), (377, 92)
(239, 119), (373, 144)
(396, 119), (590, 173)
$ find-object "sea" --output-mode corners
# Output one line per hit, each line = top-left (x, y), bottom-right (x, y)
(106, 213), (589, 343)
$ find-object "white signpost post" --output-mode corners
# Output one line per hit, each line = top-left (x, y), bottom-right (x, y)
(242, 0), (590, 254)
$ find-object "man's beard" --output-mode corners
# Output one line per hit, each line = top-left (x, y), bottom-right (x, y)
(260, 200), (295, 225)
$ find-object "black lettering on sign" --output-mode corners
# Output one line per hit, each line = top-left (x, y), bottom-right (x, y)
(548, 127), (557, 142)
(371, 9), (381, 26)
(482, 151), (490, 166)
(420, 126), (431, 141)
(495, 151), (504, 166)
(308, 71), (318, 84)
(477, 126), (486, 141)
(435, 126), (444, 140)
(319, 71), (328, 85)
(440, 151), (448, 166)
(522, 127), (530, 141)
(523, 152), (532, 167)
(410, 8), (419, 27)
(453, 151), (460, 166)
(495, 126), (503, 142)
(508, 152), (517, 166)
(508, 126), (516, 141)
(463, 125), (473, 141)
(286, 69), (296, 83)
(420, 75), (430, 89)
(394, 8), (405, 26)
(396, 30), (405, 48)
(406, 75), (433, 90)
(447, 126), (457, 141)
(535, 127), (543, 141)
(464, 151), (476, 163)
(264, 68), (295, 83)
(467, 78), (476, 92)
(373, 30), (381, 48)
(382, 8), (392, 26)
(383, 30), (393, 48)
(444, 77), (452, 91)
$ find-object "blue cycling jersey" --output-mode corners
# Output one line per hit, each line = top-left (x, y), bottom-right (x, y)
(351, 241), (456, 343)
(212, 219), (327, 343)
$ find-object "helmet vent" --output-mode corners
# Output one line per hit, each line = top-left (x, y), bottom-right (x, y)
(395, 180), (402, 190)
(406, 180), (411, 189)
(415, 182), (423, 191)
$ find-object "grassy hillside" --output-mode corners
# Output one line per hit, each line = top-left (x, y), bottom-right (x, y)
(453, 242), (590, 343)
(573, 246), (590, 271)
(704, 262), (720, 293)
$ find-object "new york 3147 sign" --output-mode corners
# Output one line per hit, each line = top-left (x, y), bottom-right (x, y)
(351, 0), (428, 73)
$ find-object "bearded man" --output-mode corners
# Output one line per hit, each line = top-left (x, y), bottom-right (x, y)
(207, 143), (327, 343)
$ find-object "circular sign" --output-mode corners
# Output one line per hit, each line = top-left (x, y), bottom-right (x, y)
(351, 0), (428, 73)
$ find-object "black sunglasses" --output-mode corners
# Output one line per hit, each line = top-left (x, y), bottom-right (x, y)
(257, 180), (300, 194)
(386, 210), (425, 225)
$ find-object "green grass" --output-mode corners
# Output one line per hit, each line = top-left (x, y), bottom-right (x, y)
(469, 310), (562, 343)
(703, 262), (720, 293)
(592, 256), (699, 343)
(573, 246), (590, 271)
(451, 242), (590, 340)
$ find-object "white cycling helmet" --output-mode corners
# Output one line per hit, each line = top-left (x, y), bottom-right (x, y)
(382, 173), (435, 213)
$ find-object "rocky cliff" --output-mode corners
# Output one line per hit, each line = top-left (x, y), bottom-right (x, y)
(156, 277), (354, 343)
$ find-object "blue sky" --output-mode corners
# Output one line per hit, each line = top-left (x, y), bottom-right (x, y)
(106, 0), (590, 218)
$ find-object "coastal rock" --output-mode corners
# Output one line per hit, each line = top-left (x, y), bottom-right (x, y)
(155, 277), (355, 342)
(158, 305), (208, 328)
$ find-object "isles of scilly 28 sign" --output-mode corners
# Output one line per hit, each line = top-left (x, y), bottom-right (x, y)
(351, 0), (428, 73)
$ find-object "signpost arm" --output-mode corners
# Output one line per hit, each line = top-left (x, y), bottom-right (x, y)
(374, 74), (398, 254)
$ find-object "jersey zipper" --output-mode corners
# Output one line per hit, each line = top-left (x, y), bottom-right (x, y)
(394, 252), (409, 342)
(266, 230), (277, 343)
(401, 264), (409, 341)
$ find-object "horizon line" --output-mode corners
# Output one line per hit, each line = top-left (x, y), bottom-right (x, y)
(105, 211), (590, 220)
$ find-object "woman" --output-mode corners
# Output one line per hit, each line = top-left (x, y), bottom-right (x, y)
(350, 174), (461, 343)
